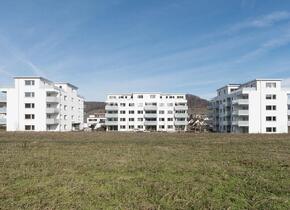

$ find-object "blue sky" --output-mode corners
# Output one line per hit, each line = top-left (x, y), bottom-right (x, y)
(1, 0), (290, 100)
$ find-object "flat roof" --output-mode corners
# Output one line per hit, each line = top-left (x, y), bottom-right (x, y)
(107, 92), (186, 95)
(55, 82), (78, 90)
(14, 76), (53, 84)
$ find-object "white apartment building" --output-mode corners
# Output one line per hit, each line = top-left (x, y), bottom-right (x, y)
(0, 92), (6, 128)
(105, 93), (188, 132)
(0, 77), (84, 132)
(209, 79), (289, 133)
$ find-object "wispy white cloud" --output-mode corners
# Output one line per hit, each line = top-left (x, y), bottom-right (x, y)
(230, 11), (290, 31)
(0, 34), (46, 77)
(235, 29), (290, 63)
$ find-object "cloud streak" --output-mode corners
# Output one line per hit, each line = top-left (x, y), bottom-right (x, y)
(230, 11), (290, 31)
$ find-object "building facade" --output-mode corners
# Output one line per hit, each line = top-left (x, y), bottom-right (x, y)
(105, 93), (188, 132)
(209, 79), (289, 133)
(86, 113), (106, 130)
(0, 92), (6, 128)
(0, 77), (84, 132)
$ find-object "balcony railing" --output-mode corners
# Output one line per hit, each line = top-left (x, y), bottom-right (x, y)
(144, 121), (157, 126)
(144, 113), (157, 118)
(232, 120), (249, 127)
(105, 105), (118, 110)
(144, 105), (157, 110)
(105, 120), (118, 125)
(0, 118), (6, 124)
(174, 121), (188, 126)
(232, 110), (249, 116)
(46, 118), (60, 124)
(46, 97), (60, 103)
(174, 113), (188, 118)
(0, 107), (6, 113)
(174, 105), (188, 110)
(105, 113), (118, 118)
(232, 99), (249, 105)
(46, 108), (60, 113)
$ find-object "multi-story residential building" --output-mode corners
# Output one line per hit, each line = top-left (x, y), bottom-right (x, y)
(209, 79), (289, 133)
(105, 93), (188, 132)
(86, 113), (106, 130)
(0, 76), (84, 132)
(288, 92), (290, 133)
(0, 92), (6, 128)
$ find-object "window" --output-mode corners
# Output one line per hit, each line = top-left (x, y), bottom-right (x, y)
(167, 118), (173, 121)
(150, 95), (156, 99)
(266, 94), (276, 100)
(159, 118), (165, 121)
(266, 116), (276, 121)
(25, 80), (35, 86)
(137, 95), (143, 99)
(288, 115), (290, 121)
(129, 118), (134, 121)
(137, 110), (143, 114)
(159, 103), (165, 107)
(167, 103), (173, 106)
(64, 105), (68, 110)
(129, 103), (134, 107)
(129, 110), (134, 114)
(120, 118), (126, 121)
(120, 110), (126, 114)
(64, 115), (67, 120)
(288, 105), (290, 110)
(25, 103), (35, 108)
(168, 110), (173, 114)
(129, 125), (134, 129)
(168, 125), (173, 129)
(137, 118), (143, 121)
(120, 103), (126, 107)
(159, 125), (165, 129)
(159, 110), (165, 114)
(266, 82), (276, 88)
(138, 125), (143, 129)
(25, 125), (35, 131)
(64, 96), (67, 101)
(266, 127), (276, 133)
(25, 92), (35, 98)
(177, 96), (184, 99)
(120, 125), (126, 129)
(266, 105), (276, 110)
(25, 114), (35, 119)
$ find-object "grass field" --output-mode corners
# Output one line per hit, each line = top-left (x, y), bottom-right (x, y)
(0, 132), (290, 209)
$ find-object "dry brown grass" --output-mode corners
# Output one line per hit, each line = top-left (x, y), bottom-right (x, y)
(0, 132), (290, 209)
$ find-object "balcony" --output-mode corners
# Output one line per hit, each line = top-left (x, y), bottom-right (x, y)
(174, 113), (188, 118)
(232, 110), (249, 116)
(174, 105), (188, 111)
(174, 121), (188, 126)
(144, 113), (157, 118)
(46, 118), (59, 124)
(144, 105), (157, 111)
(0, 118), (6, 124)
(105, 113), (118, 118)
(46, 108), (60, 113)
(232, 99), (249, 105)
(105, 105), (118, 111)
(144, 121), (157, 126)
(0, 107), (6, 113)
(105, 120), (118, 126)
(46, 97), (60, 103)
(232, 120), (249, 127)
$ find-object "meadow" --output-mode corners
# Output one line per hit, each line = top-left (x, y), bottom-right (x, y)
(0, 132), (289, 209)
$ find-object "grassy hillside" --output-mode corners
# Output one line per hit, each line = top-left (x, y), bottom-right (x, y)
(0, 132), (289, 209)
